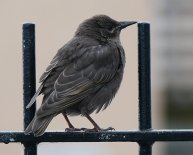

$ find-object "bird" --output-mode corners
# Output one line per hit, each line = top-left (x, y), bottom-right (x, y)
(24, 15), (137, 137)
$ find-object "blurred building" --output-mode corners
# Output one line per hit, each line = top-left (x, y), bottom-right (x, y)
(153, 0), (193, 154)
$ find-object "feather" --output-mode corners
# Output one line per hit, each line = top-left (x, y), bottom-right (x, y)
(26, 85), (43, 109)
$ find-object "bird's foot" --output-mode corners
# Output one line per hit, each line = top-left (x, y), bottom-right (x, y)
(102, 127), (115, 131)
(65, 127), (82, 132)
(81, 127), (115, 132)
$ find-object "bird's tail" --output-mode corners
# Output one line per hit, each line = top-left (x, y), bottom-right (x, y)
(24, 115), (54, 137)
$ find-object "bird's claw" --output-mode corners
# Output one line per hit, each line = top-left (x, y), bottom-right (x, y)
(103, 127), (115, 131)
(65, 127), (82, 132)
(65, 126), (115, 132)
(81, 127), (115, 132)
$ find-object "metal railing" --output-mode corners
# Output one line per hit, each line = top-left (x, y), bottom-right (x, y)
(1, 22), (193, 155)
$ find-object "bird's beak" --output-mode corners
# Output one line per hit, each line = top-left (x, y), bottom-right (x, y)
(118, 21), (137, 30)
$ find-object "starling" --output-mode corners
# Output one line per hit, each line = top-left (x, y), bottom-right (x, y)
(24, 15), (137, 136)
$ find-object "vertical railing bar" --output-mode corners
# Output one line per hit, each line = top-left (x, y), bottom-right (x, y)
(138, 23), (153, 155)
(23, 23), (37, 155)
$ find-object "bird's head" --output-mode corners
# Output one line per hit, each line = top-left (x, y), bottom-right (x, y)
(75, 15), (137, 43)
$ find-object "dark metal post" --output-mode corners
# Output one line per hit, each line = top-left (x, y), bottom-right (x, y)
(23, 23), (37, 155)
(138, 23), (153, 155)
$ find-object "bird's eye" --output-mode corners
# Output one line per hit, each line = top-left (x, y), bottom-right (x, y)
(107, 26), (113, 31)
(109, 27), (116, 33)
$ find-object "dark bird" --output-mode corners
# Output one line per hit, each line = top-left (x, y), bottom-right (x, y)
(24, 15), (137, 136)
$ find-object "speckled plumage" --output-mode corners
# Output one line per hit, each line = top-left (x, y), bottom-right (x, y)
(24, 15), (136, 136)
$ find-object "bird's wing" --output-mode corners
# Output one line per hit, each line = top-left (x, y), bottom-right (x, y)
(26, 40), (74, 108)
(26, 85), (43, 108)
(36, 43), (120, 118)
(26, 49), (65, 108)
(39, 48), (65, 83)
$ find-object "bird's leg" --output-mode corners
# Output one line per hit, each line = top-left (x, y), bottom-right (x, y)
(62, 113), (82, 132)
(85, 113), (101, 130)
(81, 113), (115, 132)
(63, 113), (74, 128)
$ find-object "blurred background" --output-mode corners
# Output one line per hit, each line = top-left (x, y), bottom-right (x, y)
(0, 0), (193, 154)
